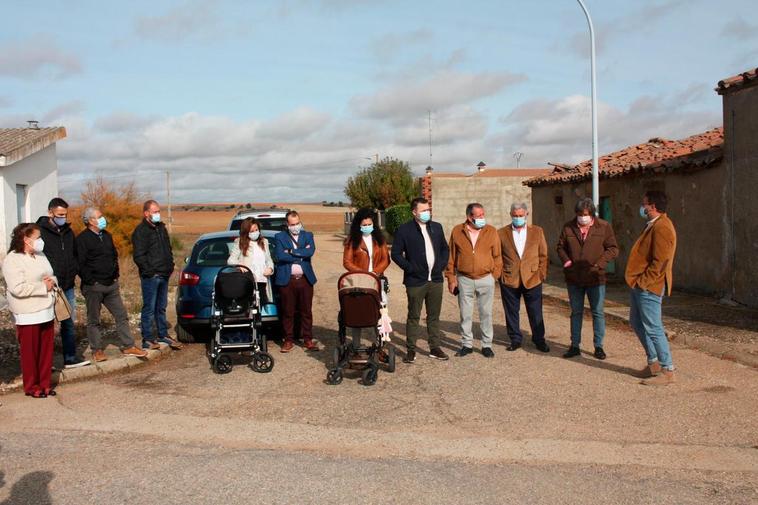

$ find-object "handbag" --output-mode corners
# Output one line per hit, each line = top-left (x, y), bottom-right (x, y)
(53, 286), (72, 322)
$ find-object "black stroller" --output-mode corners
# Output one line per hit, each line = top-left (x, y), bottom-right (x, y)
(208, 265), (274, 374)
(327, 272), (395, 386)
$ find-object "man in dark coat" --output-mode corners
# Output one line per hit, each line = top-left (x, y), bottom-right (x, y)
(36, 197), (90, 368)
(390, 197), (450, 363)
(132, 200), (182, 350)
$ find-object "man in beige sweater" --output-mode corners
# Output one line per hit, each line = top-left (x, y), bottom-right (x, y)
(446, 203), (502, 358)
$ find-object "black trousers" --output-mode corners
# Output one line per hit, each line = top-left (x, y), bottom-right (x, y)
(500, 282), (546, 345)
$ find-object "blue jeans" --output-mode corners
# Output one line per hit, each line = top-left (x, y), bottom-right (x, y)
(567, 283), (606, 348)
(629, 287), (673, 370)
(60, 288), (77, 363)
(140, 276), (169, 343)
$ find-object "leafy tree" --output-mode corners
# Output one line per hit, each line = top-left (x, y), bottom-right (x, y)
(344, 157), (420, 210)
(68, 177), (144, 256)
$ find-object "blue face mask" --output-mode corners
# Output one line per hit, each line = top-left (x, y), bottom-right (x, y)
(53, 216), (67, 227)
(150, 212), (161, 223)
(639, 205), (648, 219)
(97, 216), (107, 230)
(473, 218), (486, 229)
(418, 210), (431, 223)
(360, 225), (374, 235)
(512, 217), (526, 228)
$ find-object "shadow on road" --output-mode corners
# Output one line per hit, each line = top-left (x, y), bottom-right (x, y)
(0, 445), (54, 505)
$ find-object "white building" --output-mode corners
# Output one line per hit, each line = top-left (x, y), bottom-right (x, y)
(0, 126), (67, 256)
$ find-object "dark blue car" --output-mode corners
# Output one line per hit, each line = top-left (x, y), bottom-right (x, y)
(175, 230), (280, 343)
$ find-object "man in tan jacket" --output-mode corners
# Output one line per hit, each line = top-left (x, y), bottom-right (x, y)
(625, 190), (677, 385)
(446, 203), (502, 357)
(498, 202), (550, 353)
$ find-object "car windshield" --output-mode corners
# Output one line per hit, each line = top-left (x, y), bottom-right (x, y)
(229, 217), (288, 232)
(191, 238), (235, 266)
(190, 236), (279, 266)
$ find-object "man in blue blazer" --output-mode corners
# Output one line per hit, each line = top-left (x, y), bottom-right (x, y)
(274, 210), (320, 352)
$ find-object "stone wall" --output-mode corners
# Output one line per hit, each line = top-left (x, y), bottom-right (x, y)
(722, 83), (758, 307)
(531, 164), (731, 297)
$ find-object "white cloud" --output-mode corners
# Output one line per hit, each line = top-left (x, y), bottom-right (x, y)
(498, 88), (721, 166)
(0, 35), (82, 80)
(133, 0), (251, 43)
(720, 18), (758, 40)
(350, 69), (527, 120)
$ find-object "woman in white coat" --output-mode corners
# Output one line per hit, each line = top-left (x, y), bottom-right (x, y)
(2, 223), (58, 398)
(227, 217), (274, 304)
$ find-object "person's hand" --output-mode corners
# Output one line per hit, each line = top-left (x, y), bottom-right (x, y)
(448, 278), (458, 295)
(43, 277), (55, 292)
(263, 267), (273, 276)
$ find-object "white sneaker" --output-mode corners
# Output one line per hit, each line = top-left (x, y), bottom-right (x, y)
(64, 359), (91, 369)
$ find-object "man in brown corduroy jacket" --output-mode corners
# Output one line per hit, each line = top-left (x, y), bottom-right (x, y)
(626, 190), (677, 386)
(497, 202), (550, 353)
(445, 203), (502, 358)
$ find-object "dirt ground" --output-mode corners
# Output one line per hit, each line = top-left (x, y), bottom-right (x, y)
(1, 231), (757, 504)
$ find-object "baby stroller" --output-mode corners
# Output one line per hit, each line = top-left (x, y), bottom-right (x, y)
(327, 272), (395, 386)
(208, 265), (274, 374)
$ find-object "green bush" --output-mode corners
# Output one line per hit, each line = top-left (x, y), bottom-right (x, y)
(385, 204), (413, 235)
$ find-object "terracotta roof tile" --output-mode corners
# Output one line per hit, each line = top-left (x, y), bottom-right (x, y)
(716, 67), (758, 94)
(525, 128), (724, 187)
(428, 168), (551, 179)
(0, 127), (67, 166)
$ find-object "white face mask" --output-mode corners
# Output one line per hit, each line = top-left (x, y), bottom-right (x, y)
(32, 238), (45, 253)
(577, 215), (592, 226)
(288, 224), (302, 235)
(248, 231), (260, 241)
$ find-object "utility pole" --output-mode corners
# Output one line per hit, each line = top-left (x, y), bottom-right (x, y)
(428, 110), (433, 166)
(513, 152), (524, 169)
(375, 153), (379, 163)
(166, 171), (172, 234)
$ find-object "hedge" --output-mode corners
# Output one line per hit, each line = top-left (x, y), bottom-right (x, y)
(385, 204), (413, 235)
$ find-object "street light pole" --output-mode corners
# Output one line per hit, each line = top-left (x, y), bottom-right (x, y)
(576, 0), (599, 207)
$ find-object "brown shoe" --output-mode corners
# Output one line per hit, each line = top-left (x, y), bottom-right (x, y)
(144, 341), (161, 351)
(303, 339), (321, 351)
(280, 340), (295, 353)
(93, 350), (107, 362)
(158, 337), (184, 350)
(641, 369), (675, 386)
(634, 361), (662, 378)
(122, 346), (148, 358)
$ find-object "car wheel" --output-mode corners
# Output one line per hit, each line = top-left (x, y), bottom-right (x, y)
(175, 323), (196, 343)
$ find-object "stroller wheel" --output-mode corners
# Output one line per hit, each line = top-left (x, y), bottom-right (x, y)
(213, 354), (233, 374)
(326, 368), (343, 385)
(385, 346), (396, 373)
(251, 352), (275, 373)
(361, 365), (378, 386)
(331, 346), (342, 368)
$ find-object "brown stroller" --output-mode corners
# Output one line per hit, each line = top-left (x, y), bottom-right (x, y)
(327, 271), (395, 386)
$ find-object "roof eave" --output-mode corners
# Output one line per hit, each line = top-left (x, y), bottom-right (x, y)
(0, 127), (67, 166)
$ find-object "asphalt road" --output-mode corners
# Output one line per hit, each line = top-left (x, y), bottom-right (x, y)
(1, 233), (757, 504)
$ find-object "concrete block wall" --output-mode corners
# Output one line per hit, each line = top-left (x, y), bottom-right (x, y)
(430, 176), (535, 237)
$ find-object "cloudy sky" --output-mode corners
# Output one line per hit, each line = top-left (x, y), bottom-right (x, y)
(1, 0), (755, 203)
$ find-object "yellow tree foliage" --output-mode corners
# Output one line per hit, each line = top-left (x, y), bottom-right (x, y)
(68, 177), (144, 257)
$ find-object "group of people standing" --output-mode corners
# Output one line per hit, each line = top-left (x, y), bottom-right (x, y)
(4, 188), (678, 398)
(2, 198), (183, 398)
(359, 191), (677, 385)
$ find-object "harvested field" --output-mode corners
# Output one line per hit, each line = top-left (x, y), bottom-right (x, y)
(170, 203), (347, 237)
